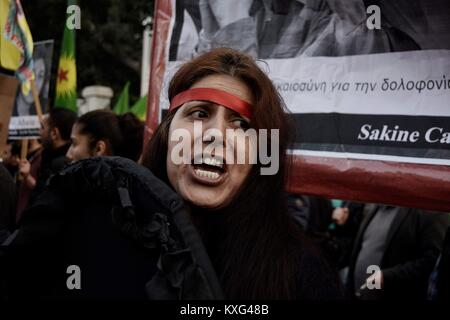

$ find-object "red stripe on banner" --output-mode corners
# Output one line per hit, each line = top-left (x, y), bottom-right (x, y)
(288, 155), (450, 212)
(145, 0), (172, 141)
(169, 88), (253, 119)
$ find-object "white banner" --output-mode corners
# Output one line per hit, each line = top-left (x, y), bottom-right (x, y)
(267, 50), (450, 116)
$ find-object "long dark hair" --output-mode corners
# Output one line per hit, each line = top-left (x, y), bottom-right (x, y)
(76, 110), (144, 161)
(142, 48), (307, 299)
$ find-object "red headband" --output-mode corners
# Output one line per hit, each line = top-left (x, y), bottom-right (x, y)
(169, 87), (253, 119)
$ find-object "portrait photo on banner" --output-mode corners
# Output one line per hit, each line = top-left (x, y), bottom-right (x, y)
(9, 40), (54, 139)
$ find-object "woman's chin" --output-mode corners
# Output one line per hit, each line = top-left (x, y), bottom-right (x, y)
(187, 197), (225, 210)
(182, 189), (229, 211)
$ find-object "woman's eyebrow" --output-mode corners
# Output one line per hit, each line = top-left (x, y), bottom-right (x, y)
(183, 101), (217, 112)
(227, 109), (241, 117)
(226, 109), (250, 122)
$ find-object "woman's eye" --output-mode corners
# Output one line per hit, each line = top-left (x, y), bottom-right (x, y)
(231, 118), (250, 130)
(190, 109), (208, 119)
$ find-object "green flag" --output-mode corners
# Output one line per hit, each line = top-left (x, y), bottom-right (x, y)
(55, 0), (77, 113)
(130, 94), (147, 121)
(113, 82), (130, 115)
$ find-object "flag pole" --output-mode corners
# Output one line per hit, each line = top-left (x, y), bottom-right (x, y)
(18, 138), (28, 181)
(20, 138), (28, 161)
(30, 79), (44, 124)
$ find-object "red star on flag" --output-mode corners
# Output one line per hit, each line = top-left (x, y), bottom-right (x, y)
(58, 68), (68, 82)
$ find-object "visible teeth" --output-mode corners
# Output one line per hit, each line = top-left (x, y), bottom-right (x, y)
(201, 157), (223, 168)
(194, 169), (220, 180)
(212, 158), (221, 167)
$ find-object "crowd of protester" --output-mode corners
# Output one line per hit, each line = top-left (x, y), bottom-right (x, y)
(0, 108), (143, 233)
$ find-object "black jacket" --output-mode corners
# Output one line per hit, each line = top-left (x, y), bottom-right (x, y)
(0, 157), (223, 300)
(0, 163), (16, 243)
(29, 143), (71, 205)
(434, 226), (450, 300)
(348, 205), (449, 300)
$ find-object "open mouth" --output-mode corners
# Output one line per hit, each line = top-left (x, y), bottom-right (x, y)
(192, 156), (226, 182)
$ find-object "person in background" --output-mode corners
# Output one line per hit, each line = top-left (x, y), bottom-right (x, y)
(331, 201), (366, 270)
(3, 141), (21, 180)
(428, 225), (450, 301)
(30, 108), (77, 203)
(0, 162), (16, 243)
(288, 194), (342, 269)
(66, 110), (144, 163)
(15, 139), (43, 225)
(344, 204), (449, 300)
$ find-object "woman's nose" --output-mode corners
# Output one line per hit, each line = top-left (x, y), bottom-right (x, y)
(203, 107), (227, 134)
(202, 110), (227, 146)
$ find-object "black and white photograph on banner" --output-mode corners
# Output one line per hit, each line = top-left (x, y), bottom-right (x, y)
(169, 0), (450, 61)
(8, 40), (54, 139)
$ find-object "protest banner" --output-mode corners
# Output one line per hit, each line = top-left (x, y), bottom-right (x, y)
(147, 0), (450, 211)
(8, 40), (54, 139)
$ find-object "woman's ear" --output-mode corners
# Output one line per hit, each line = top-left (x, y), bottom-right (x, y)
(94, 140), (107, 156)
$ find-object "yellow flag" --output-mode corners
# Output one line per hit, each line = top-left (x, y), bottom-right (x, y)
(0, 0), (34, 95)
(0, 0), (21, 70)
